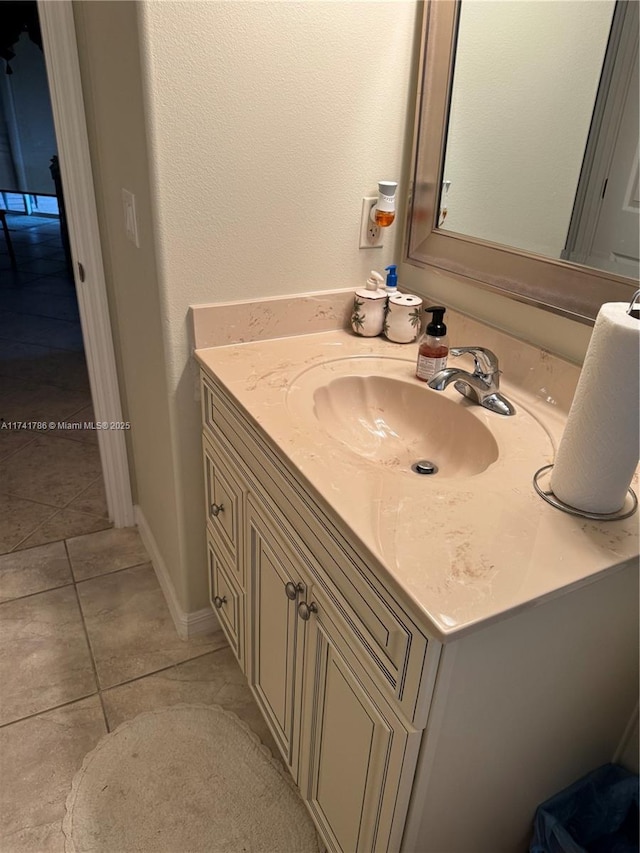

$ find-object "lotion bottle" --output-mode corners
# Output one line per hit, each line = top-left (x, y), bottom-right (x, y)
(416, 306), (448, 381)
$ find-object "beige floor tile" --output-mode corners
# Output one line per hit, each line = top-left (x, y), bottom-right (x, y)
(66, 476), (108, 519)
(0, 541), (72, 604)
(76, 563), (227, 688)
(2, 435), (102, 508)
(1, 382), (90, 433)
(0, 347), (90, 393)
(0, 586), (97, 725)
(0, 819), (65, 853)
(0, 431), (36, 462)
(67, 526), (148, 582)
(0, 493), (57, 555)
(0, 696), (106, 852)
(48, 404), (98, 445)
(101, 647), (279, 756)
(16, 508), (112, 551)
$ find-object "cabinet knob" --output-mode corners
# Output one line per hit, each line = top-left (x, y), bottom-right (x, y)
(297, 601), (318, 621)
(284, 581), (304, 600)
(213, 595), (227, 609)
(210, 503), (224, 517)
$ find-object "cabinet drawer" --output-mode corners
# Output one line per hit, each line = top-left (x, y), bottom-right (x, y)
(207, 535), (244, 670)
(203, 434), (244, 585)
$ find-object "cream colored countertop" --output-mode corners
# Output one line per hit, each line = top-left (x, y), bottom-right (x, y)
(195, 329), (639, 641)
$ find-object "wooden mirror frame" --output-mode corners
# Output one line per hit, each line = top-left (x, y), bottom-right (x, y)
(405, 0), (638, 325)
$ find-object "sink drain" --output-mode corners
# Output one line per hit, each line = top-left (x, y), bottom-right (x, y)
(411, 460), (438, 475)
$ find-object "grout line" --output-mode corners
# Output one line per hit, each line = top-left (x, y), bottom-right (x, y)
(0, 309), (81, 329)
(6, 513), (111, 555)
(73, 559), (153, 587)
(4, 490), (61, 511)
(66, 539), (110, 733)
(0, 436), (38, 464)
(4, 472), (110, 553)
(58, 475), (107, 515)
(98, 647), (220, 694)
(0, 306), (80, 325)
(0, 335), (84, 357)
(99, 660), (182, 694)
(0, 689), (99, 730)
(0, 553), (149, 607)
(34, 431), (100, 448)
(0, 579), (75, 607)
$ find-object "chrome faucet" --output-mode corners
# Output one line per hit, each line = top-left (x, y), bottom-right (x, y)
(427, 346), (516, 416)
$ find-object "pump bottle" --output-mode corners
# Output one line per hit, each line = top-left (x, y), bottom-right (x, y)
(384, 264), (399, 294)
(416, 306), (448, 382)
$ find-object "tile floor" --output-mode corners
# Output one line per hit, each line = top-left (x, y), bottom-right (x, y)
(1, 213), (108, 552)
(1, 216), (277, 850)
(0, 527), (277, 852)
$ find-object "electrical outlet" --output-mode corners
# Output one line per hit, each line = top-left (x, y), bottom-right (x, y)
(359, 197), (383, 249)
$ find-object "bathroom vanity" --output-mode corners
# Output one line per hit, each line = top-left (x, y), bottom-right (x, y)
(195, 322), (638, 853)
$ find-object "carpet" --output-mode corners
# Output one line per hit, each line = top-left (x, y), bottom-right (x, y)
(63, 704), (323, 853)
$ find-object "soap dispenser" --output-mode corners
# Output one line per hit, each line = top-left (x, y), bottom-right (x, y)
(350, 270), (387, 337)
(384, 265), (399, 294)
(416, 306), (448, 381)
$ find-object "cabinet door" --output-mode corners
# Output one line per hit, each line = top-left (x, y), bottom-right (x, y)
(300, 589), (419, 853)
(247, 498), (307, 781)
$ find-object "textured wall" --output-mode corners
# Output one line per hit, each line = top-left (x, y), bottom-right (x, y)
(442, 0), (614, 258)
(136, 0), (420, 610)
(75, 0), (596, 619)
(73, 2), (185, 600)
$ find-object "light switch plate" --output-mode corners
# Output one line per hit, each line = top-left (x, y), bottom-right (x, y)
(122, 188), (140, 248)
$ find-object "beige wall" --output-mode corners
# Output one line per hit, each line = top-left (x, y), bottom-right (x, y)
(74, 0), (596, 617)
(135, 0), (421, 610)
(73, 2), (185, 601)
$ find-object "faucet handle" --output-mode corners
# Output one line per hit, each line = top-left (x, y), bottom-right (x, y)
(450, 346), (499, 377)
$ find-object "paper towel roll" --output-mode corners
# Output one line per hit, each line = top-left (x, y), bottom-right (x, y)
(550, 302), (639, 514)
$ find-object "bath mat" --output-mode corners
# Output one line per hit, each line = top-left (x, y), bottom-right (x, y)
(63, 704), (322, 853)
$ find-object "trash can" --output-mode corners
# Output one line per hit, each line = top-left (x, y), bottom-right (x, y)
(530, 764), (639, 853)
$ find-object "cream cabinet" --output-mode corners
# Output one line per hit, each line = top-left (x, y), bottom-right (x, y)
(247, 496), (307, 781)
(299, 585), (420, 853)
(200, 368), (639, 853)
(201, 373), (426, 852)
(246, 493), (420, 851)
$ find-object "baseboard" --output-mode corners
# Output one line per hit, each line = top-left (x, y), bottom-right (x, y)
(134, 505), (219, 640)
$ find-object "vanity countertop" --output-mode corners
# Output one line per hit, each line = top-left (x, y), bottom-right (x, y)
(195, 329), (639, 641)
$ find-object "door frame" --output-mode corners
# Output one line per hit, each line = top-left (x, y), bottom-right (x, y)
(37, 0), (134, 527)
(563, 0), (639, 265)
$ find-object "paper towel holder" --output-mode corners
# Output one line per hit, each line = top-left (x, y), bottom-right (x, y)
(533, 464), (638, 521)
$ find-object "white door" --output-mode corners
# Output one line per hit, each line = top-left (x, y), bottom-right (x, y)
(587, 47), (639, 278)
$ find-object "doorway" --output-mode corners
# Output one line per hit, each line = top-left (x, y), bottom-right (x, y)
(1, 0), (133, 554)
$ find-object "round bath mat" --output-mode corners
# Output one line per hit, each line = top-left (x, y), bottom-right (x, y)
(63, 704), (322, 853)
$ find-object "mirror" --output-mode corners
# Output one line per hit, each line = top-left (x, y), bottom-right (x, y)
(407, 0), (639, 323)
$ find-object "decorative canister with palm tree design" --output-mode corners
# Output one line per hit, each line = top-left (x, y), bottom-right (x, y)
(384, 293), (423, 343)
(350, 271), (388, 337)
